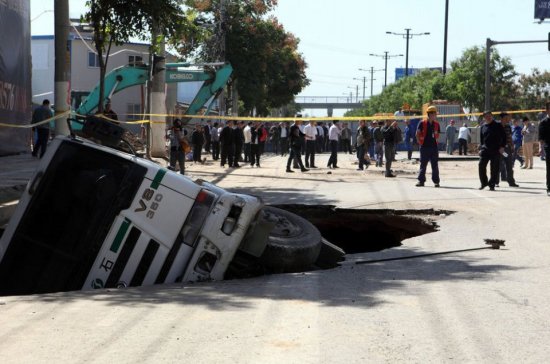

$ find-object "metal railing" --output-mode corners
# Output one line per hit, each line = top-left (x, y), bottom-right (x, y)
(295, 96), (363, 104)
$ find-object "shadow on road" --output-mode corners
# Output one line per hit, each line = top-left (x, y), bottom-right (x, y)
(25, 246), (519, 311)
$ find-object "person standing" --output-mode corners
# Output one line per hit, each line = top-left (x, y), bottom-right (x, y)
(403, 119), (415, 160)
(458, 122), (470, 155)
(233, 121), (245, 167)
(538, 102), (550, 196)
(478, 111), (506, 191)
(445, 119), (457, 155)
(511, 119), (524, 167)
(303, 119), (318, 168)
(327, 120), (341, 168)
(258, 123), (268, 155)
(286, 119), (308, 173)
(416, 105), (441, 187)
(316, 122), (324, 153)
(31, 99), (53, 158)
(191, 123), (205, 164)
(279, 122), (289, 156)
(220, 120), (235, 167)
(373, 121), (384, 167)
(499, 112), (519, 187)
(269, 123), (280, 155)
(322, 123), (330, 152)
(211, 122), (220, 161)
(168, 119), (186, 175)
(203, 120), (212, 153)
(381, 119), (398, 177)
(355, 120), (371, 170)
(250, 122), (261, 167)
(521, 116), (536, 169)
(340, 123), (352, 154)
(243, 122), (252, 163)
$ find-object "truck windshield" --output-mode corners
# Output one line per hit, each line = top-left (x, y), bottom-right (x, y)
(0, 140), (147, 295)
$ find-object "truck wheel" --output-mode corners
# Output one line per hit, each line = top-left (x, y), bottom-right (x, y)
(259, 206), (322, 272)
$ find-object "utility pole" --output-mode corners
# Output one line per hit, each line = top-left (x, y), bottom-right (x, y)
(353, 77), (366, 101)
(359, 67), (382, 97)
(54, 0), (70, 136)
(370, 52), (403, 89)
(218, 0), (227, 116)
(443, 0), (449, 74)
(386, 28), (430, 77)
(149, 22), (166, 158)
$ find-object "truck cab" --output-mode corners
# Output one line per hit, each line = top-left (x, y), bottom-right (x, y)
(0, 136), (265, 295)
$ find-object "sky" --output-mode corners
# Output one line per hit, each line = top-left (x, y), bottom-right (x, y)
(30, 0), (549, 116)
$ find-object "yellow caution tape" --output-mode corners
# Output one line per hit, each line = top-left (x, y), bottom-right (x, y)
(0, 111), (71, 128)
(0, 108), (545, 128)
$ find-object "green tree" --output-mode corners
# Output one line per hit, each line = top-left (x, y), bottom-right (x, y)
(346, 69), (444, 116)
(84, 0), (188, 112)
(186, 0), (309, 115)
(443, 46), (518, 113)
(516, 68), (550, 110)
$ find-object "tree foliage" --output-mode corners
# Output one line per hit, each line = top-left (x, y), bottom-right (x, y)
(83, 0), (188, 112)
(347, 70), (445, 116)
(185, 0), (308, 115)
(347, 46), (519, 117)
(443, 46), (518, 112)
(516, 68), (550, 110)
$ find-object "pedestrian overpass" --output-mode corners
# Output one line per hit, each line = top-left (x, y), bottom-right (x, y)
(295, 96), (363, 117)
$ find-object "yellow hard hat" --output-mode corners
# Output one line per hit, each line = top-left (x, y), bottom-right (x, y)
(426, 105), (437, 113)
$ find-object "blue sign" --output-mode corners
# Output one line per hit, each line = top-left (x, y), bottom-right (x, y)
(395, 68), (421, 81)
(535, 0), (550, 19)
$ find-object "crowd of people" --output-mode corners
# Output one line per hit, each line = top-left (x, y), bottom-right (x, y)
(166, 104), (550, 197)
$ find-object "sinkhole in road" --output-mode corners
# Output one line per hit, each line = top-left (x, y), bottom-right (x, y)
(273, 204), (450, 254)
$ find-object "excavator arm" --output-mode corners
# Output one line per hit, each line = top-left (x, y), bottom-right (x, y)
(76, 63), (233, 117)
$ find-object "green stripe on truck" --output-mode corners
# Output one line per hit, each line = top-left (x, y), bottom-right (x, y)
(110, 218), (131, 253)
(151, 169), (167, 190)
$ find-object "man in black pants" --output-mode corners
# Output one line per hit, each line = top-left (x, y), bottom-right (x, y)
(303, 119), (318, 168)
(478, 111), (506, 191)
(499, 112), (519, 187)
(538, 102), (550, 196)
(233, 121), (245, 167)
(31, 99), (53, 158)
(219, 120), (235, 167)
(286, 119), (308, 173)
(203, 120), (211, 153)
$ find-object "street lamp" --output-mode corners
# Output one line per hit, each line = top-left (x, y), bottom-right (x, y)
(359, 67), (383, 97)
(369, 52), (403, 88)
(386, 29), (430, 77)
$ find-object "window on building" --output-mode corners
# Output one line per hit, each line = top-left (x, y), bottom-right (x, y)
(126, 103), (142, 121)
(88, 52), (100, 68)
(128, 55), (144, 66)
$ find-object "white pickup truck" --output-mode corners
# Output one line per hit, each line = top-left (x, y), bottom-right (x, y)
(0, 124), (338, 296)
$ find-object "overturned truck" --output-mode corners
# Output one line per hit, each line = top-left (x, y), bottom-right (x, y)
(0, 119), (343, 296)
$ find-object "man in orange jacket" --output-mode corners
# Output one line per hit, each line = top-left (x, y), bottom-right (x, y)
(416, 105), (441, 187)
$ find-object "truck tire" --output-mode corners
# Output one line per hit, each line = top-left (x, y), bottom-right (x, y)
(259, 206), (322, 272)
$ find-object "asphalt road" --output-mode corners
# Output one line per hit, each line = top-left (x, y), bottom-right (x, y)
(1, 150), (549, 363)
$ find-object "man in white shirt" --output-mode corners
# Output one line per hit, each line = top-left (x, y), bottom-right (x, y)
(303, 120), (318, 168)
(243, 122), (252, 162)
(327, 120), (342, 168)
(458, 123), (470, 155)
